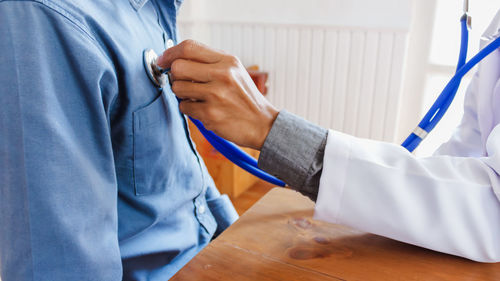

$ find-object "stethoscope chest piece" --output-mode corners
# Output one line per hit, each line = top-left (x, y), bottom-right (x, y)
(143, 48), (168, 88)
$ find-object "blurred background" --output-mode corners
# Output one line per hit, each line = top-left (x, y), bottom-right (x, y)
(177, 0), (498, 157)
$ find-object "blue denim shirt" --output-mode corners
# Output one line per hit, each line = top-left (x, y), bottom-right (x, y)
(0, 0), (238, 280)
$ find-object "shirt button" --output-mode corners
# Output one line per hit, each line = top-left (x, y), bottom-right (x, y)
(198, 204), (206, 214)
(166, 39), (174, 48)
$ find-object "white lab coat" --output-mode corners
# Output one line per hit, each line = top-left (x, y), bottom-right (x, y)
(314, 11), (500, 262)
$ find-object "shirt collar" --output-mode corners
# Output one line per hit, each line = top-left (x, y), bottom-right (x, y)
(129, 0), (149, 11)
(481, 9), (500, 43)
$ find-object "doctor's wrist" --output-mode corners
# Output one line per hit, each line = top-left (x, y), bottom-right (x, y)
(258, 110), (328, 200)
(253, 105), (279, 150)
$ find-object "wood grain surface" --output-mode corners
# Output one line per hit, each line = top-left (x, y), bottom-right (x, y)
(172, 188), (500, 281)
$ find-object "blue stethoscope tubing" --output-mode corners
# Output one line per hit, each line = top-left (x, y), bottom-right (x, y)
(402, 15), (500, 152)
(162, 13), (500, 187)
(188, 118), (286, 186)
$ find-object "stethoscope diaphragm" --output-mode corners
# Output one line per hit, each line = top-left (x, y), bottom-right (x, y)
(143, 48), (169, 88)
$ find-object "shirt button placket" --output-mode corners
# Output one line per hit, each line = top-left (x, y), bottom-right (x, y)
(198, 204), (206, 214)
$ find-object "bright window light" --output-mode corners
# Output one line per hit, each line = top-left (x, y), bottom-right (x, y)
(429, 0), (499, 66)
(416, 0), (498, 156)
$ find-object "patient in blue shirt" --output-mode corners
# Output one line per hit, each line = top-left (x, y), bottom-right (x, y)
(0, 0), (238, 280)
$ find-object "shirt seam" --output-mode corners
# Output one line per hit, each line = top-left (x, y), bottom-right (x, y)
(329, 131), (352, 223)
(0, 0), (102, 53)
(6, 16), (35, 281)
(1, 0), (117, 130)
(301, 131), (328, 189)
(334, 144), (351, 222)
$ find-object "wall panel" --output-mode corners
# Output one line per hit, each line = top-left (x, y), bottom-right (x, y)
(178, 21), (409, 142)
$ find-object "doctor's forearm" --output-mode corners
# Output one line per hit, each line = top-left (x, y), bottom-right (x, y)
(258, 111), (328, 201)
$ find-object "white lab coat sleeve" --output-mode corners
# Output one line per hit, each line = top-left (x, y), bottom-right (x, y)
(434, 73), (484, 156)
(314, 125), (500, 262)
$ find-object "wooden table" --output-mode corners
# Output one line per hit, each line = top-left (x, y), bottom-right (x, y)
(172, 188), (500, 280)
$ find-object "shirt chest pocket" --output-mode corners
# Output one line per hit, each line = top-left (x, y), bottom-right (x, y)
(132, 93), (192, 196)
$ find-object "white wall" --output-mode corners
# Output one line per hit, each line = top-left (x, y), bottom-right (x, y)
(396, 0), (437, 145)
(179, 0), (411, 29)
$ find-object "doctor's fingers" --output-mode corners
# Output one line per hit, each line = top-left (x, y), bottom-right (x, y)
(178, 100), (224, 131)
(170, 59), (214, 83)
(171, 81), (212, 101)
(157, 39), (223, 69)
(178, 100), (207, 122)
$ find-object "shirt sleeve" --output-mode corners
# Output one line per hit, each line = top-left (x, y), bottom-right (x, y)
(0, 2), (122, 280)
(258, 110), (328, 201)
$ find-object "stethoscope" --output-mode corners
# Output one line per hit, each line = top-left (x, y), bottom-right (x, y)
(143, 49), (286, 186)
(143, 0), (500, 187)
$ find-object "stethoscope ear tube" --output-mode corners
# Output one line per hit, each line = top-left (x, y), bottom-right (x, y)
(402, 17), (500, 152)
(402, 18), (469, 152)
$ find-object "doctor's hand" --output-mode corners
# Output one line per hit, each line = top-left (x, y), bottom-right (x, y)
(157, 40), (279, 150)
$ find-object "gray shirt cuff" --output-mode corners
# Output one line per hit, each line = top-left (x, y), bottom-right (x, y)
(258, 110), (328, 201)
